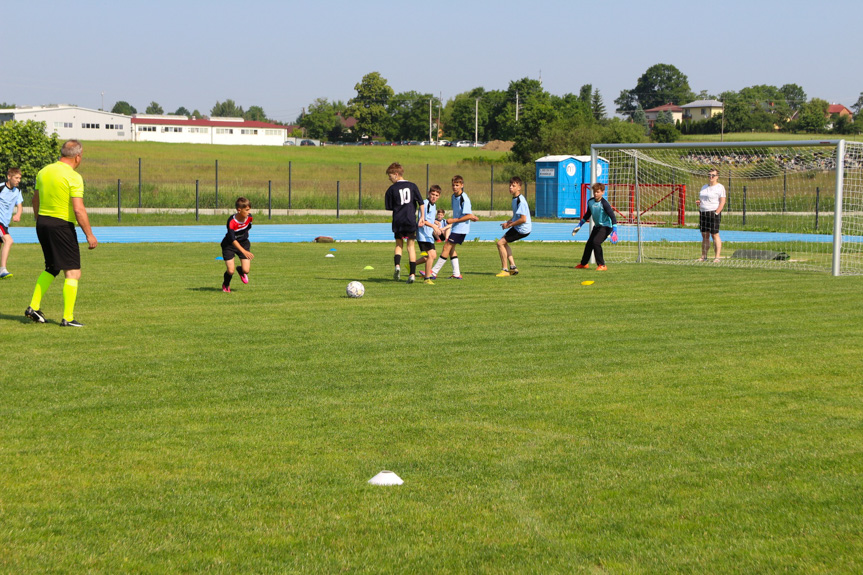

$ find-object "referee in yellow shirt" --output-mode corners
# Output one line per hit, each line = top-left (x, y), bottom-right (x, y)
(25, 140), (98, 327)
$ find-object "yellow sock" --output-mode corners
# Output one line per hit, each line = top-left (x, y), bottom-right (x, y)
(63, 278), (79, 322)
(30, 271), (55, 310)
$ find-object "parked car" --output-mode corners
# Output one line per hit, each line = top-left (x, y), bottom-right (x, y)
(283, 140), (295, 146)
(454, 140), (473, 147)
(300, 139), (316, 146)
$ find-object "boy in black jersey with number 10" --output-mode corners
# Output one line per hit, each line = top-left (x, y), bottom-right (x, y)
(220, 196), (254, 293)
(384, 162), (422, 284)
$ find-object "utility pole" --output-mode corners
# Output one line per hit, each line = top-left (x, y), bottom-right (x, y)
(475, 98), (479, 146)
(429, 98), (433, 144)
(516, 91), (519, 123)
(437, 93), (442, 144)
(101, 91), (104, 111)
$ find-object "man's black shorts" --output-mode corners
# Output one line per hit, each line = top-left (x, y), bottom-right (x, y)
(222, 239), (251, 260)
(503, 229), (530, 243)
(418, 241), (435, 253)
(36, 215), (80, 271)
(447, 232), (467, 245)
(699, 211), (722, 235)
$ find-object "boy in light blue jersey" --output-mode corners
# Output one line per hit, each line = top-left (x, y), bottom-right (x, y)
(429, 175), (478, 279)
(573, 183), (618, 270)
(0, 168), (24, 279)
(496, 176), (531, 277)
(416, 185), (442, 284)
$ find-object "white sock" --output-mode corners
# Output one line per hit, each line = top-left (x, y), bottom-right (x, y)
(451, 257), (461, 277)
(432, 257), (446, 276)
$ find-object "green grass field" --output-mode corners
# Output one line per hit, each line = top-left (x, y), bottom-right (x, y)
(2, 241), (862, 573)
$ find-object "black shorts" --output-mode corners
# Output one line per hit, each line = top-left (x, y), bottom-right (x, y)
(447, 232), (467, 245)
(699, 211), (722, 235)
(418, 241), (435, 253)
(0, 223), (8, 238)
(221, 239), (251, 260)
(393, 227), (417, 240)
(36, 215), (80, 271)
(503, 229), (530, 243)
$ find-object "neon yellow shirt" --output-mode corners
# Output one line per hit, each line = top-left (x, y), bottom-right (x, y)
(35, 161), (84, 223)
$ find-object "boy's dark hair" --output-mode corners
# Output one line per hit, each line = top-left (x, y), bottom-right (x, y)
(509, 176), (523, 186)
(591, 183), (606, 193)
(436, 208), (446, 215)
(452, 175), (464, 185)
(386, 162), (404, 176)
(429, 184), (442, 194)
(7, 167), (22, 178)
(236, 196), (251, 209)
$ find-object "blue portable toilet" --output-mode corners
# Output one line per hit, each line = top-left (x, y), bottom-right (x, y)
(534, 155), (609, 218)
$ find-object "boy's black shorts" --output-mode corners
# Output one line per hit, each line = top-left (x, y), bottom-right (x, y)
(503, 229), (530, 243)
(222, 239), (251, 260)
(0, 223), (9, 238)
(418, 241), (435, 252)
(36, 215), (80, 271)
(393, 225), (417, 240)
(699, 211), (722, 235)
(447, 232), (467, 245)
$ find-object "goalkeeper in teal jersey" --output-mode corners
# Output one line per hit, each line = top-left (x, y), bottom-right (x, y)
(573, 183), (618, 271)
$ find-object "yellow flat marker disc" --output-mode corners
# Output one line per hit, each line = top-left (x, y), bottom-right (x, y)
(581, 280), (595, 286)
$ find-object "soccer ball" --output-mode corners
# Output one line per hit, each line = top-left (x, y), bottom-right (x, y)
(346, 281), (365, 298)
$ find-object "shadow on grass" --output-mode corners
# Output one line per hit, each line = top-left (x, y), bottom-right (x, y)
(2, 312), (49, 325)
(187, 286), (226, 292)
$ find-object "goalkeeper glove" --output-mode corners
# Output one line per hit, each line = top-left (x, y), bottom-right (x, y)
(610, 226), (619, 244)
(571, 221), (585, 236)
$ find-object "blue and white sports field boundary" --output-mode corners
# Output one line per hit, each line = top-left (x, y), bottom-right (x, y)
(7, 222), (846, 245)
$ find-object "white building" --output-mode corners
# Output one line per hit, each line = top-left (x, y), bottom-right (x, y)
(131, 115), (290, 146)
(0, 105), (132, 141)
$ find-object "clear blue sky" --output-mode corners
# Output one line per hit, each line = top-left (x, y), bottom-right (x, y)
(6, 0), (861, 123)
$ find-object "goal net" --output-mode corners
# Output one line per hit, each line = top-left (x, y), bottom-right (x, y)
(590, 140), (863, 275)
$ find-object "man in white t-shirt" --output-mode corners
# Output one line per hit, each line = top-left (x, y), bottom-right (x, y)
(696, 169), (726, 262)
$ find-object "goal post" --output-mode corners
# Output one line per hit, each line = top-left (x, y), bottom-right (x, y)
(589, 140), (863, 276)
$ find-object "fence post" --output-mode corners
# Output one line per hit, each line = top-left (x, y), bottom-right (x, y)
(358, 162), (362, 210)
(742, 185), (747, 226)
(783, 170), (787, 213)
(815, 187), (820, 231)
(288, 161), (292, 210)
(215, 159), (219, 209)
(268, 180), (272, 220)
(138, 158), (142, 208)
(336, 181), (340, 219)
(195, 180), (199, 221)
(117, 179), (121, 222)
(490, 165), (494, 211)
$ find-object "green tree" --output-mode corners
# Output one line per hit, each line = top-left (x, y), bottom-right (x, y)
(446, 89), (489, 141)
(145, 101), (163, 114)
(0, 102), (15, 109)
(578, 84), (593, 104)
(630, 63), (694, 110)
(299, 98), (342, 140)
(614, 89), (636, 117)
(510, 84), (557, 163)
(386, 91), (434, 141)
(851, 92), (863, 116)
(346, 72), (394, 139)
(591, 90), (606, 120)
(650, 123), (681, 143)
(111, 101), (137, 115)
(211, 99), (244, 118)
(173, 106), (190, 116)
(797, 98), (829, 133)
(0, 120), (62, 186)
(779, 84), (807, 112)
(655, 110), (674, 125)
(244, 106), (268, 122)
(191, 110), (203, 119)
(719, 86), (791, 132)
(631, 105), (649, 135)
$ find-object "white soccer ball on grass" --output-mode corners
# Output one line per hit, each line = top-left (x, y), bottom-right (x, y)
(346, 281), (365, 298)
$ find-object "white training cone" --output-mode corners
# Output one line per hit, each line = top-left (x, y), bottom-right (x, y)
(368, 471), (404, 486)
(325, 253), (335, 258)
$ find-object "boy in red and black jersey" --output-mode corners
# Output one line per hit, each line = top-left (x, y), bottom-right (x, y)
(220, 197), (254, 292)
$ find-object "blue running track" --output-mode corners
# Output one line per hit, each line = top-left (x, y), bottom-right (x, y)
(7, 222), (843, 244)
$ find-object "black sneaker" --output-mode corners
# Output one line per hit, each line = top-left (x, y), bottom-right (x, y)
(509, 267), (519, 276)
(60, 319), (84, 327)
(25, 306), (46, 323)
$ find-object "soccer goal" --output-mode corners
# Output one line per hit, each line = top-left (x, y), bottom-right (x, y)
(590, 140), (863, 275)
